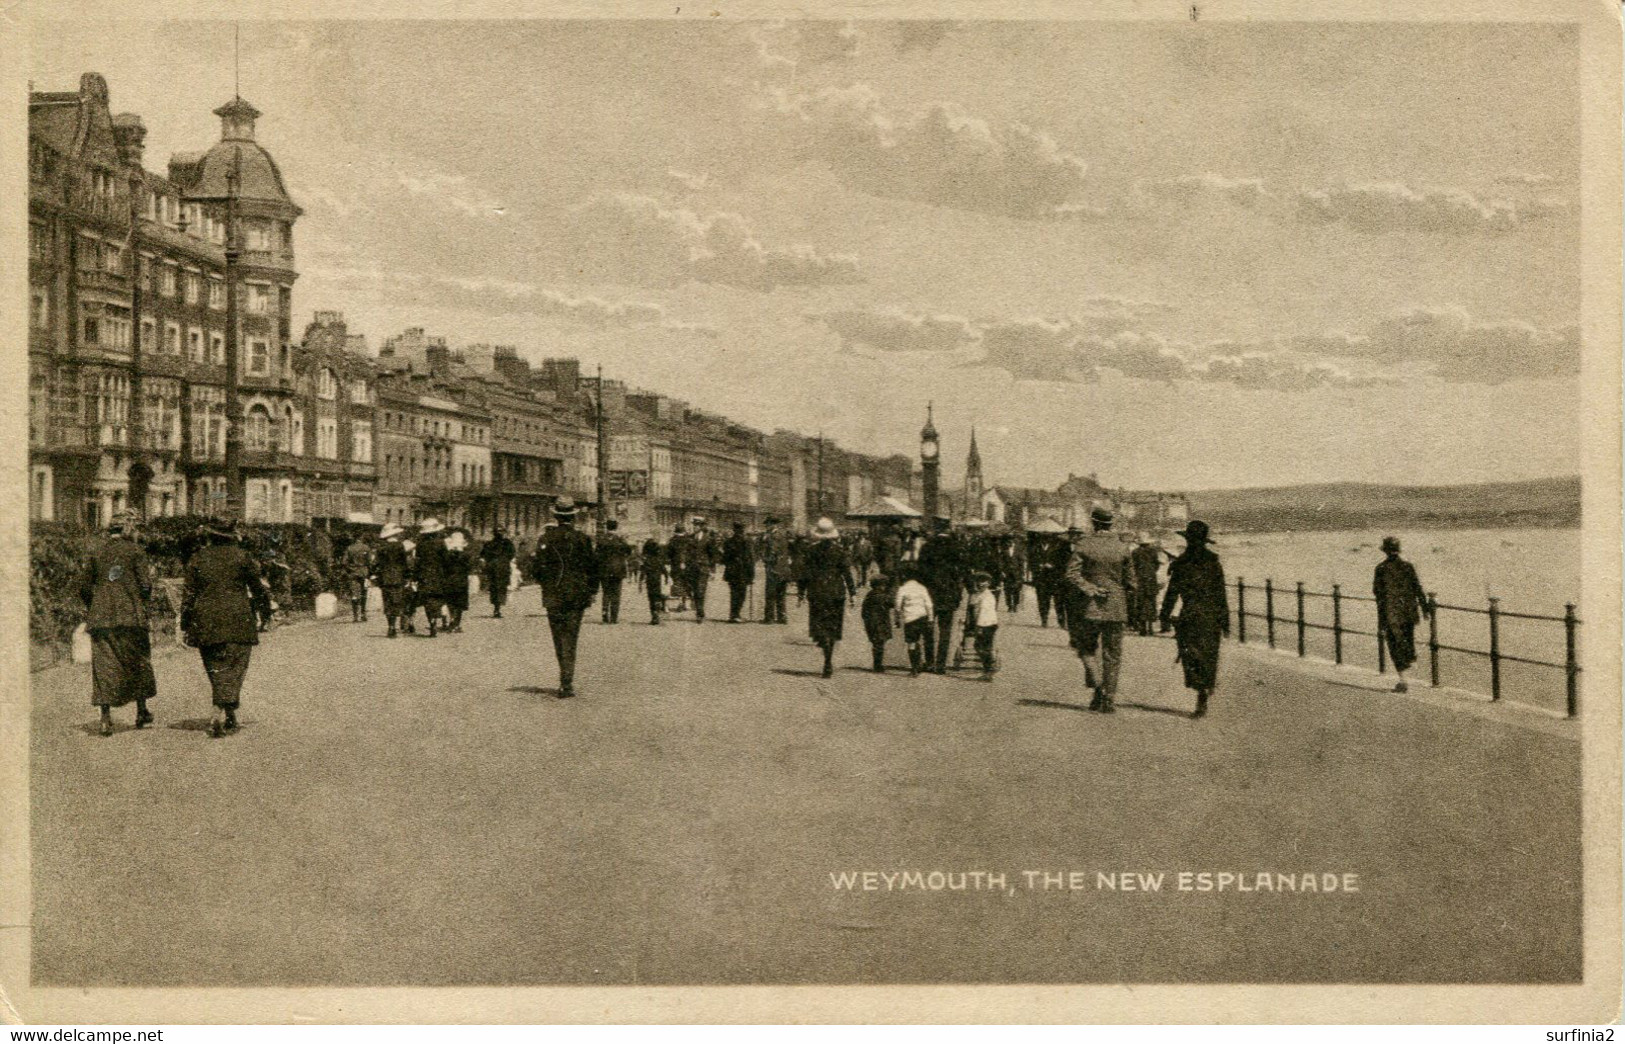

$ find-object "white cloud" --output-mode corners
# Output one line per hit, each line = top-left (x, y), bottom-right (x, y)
(814, 308), (980, 354)
(758, 83), (1091, 219)
(569, 194), (860, 291)
(1137, 173), (1271, 209)
(1293, 181), (1564, 235)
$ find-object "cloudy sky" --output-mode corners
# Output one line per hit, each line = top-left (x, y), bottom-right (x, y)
(31, 18), (1581, 491)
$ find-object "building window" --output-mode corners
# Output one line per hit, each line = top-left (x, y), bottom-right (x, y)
(77, 236), (99, 272)
(29, 223), (47, 262)
(184, 272), (200, 304)
(139, 317), (155, 349)
(248, 339), (269, 376)
(349, 380), (368, 405)
(246, 224), (272, 251)
(317, 418), (338, 460)
(164, 322), (181, 355)
(208, 279), (225, 309)
(352, 420), (372, 463)
(102, 243), (123, 275)
(317, 367), (337, 400)
(246, 404), (272, 451)
(288, 408), (304, 456)
(30, 287), (49, 329)
(249, 284), (271, 314)
(209, 331), (225, 365)
(159, 265), (176, 296)
(188, 327), (204, 362)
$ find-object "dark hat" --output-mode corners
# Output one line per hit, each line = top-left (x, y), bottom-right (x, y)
(203, 517), (239, 540)
(1180, 519), (1212, 544)
(606, 519), (619, 531)
(109, 509), (139, 532)
(765, 516), (780, 526)
(1091, 505), (1115, 525)
(733, 521), (746, 532)
(1381, 535), (1401, 553)
(553, 496), (577, 519)
(492, 525), (506, 536)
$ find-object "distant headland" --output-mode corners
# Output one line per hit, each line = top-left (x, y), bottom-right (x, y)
(1187, 476), (1581, 534)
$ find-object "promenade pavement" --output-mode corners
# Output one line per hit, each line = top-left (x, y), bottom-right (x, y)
(28, 580), (1581, 985)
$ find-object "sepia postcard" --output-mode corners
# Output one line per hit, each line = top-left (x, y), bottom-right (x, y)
(0, 0), (1620, 1026)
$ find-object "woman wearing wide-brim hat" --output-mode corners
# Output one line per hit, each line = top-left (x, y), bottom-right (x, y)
(181, 518), (273, 738)
(1158, 519), (1229, 719)
(803, 517), (858, 678)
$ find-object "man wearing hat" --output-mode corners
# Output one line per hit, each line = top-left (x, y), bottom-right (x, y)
(1160, 520), (1229, 719)
(340, 532), (374, 624)
(371, 523), (412, 638)
(413, 517), (451, 637)
(760, 516), (791, 624)
(181, 518), (273, 738)
(1129, 531), (1164, 637)
(595, 519), (632, 625)
(1373, 536), (1431, 694)
(641, 529), (669, 624)
(532, 496), (600, 698)
(78, 509), (158, 736)
(1063, 505), (1134, 712)
(669, 519), (710, 623)
(722, 521), (756, 623)
(480, 525), (517, 619)
(915, 518), (965, 674)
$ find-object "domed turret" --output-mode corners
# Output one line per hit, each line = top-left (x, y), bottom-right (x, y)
(176, 96), (299, 218)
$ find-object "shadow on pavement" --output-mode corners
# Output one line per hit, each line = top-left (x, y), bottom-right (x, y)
(1017, 697), (1092, 714)
(506, 685), (560, 697)
(1116, 700), (1194, 719)
(770, 668), (828, 679)
(166, 717), (249, 733)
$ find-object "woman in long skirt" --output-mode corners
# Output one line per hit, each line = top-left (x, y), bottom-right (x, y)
(78, 510), (157, 736)
(803, 518), (857, 678)
(1159, 520), (1229, 719)
(182, 519), (272, 738)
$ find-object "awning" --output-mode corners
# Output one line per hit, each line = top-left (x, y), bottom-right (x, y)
(845, 495), (922, 519)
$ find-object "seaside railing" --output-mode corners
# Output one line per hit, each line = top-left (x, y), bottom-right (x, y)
(1232, 578), (1581, 718)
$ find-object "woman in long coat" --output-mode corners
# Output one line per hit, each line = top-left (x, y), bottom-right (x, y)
(442, 530), (473, 632)
(79, 510), (157, 736)
(803, 518), (858, 678)
(1159, 520), (1229, 720)
(182, 519), (272, 738)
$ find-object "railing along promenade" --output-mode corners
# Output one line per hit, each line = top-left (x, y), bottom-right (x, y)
(1232, 578), (1582, 718)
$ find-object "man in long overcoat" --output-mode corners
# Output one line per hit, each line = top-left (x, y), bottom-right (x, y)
(595, 519), (632, 624)
(760, 517), (791, 624)
(641, 533), (668, 624)
(371, 524), (411, 637)
(479, 526), (517, 618)
(1373, 536), (1431, 693)
(1064, 507), (1134, 712)
(532, 497), (600, 698)
(915, 521), (965, 674)
(341, 535), (373, 623)
(79, 510), (157, 736)
(181, 518), (272, 738)
(722, 521), (756, 622)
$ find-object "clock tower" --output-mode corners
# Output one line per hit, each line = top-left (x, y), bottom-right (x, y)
(920, 403), (941, 525)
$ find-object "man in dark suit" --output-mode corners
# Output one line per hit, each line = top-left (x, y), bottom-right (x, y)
(760, 517), (790, 624)
(79, 510), (158, 736)
(1064, 506), (1134, 713)
(532, 497), (600, 698)
(181, 518), (272, 738)
(595, 519), (632, 624)
(371, 523), (412, 637)
(479, 526), (517, 618)
(915, 520), (964, 674)
(1374, 536), (1431, 694)
(1129, 532), (1164, 636)
(641, 533), (668, 624)
(669, 520), (709, 623)
(722, 521), (756, 622)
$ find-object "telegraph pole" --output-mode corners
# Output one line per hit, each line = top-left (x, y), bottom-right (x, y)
(816, 432), (825, 520)
(126, 166), (152, 517)
(594, 363), (607, 532)
(222, 147), (244, 520)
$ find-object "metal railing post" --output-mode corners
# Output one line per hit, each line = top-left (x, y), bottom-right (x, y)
(1236, 579), (1246, 644)
(1331, 584), (1343, 664)
(1426, 593), (1439, 688)
(1377, 603), (1387, 674)
(1564, 603), (1578, 718)
(1295, 581), (1306, 657)
(1487, 597), (1501, 701)
(1264, 579), (1276, 649)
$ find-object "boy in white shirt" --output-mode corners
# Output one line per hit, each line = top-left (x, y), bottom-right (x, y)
(968, 571), (1000, 681)
(893, 566), (936, 677)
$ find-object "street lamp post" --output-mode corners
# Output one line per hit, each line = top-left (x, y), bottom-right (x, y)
(222, 147), (244, 520)
(920, 402), (940, 525)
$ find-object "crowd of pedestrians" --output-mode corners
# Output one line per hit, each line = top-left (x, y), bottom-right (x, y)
(75, 498), (1439, 735)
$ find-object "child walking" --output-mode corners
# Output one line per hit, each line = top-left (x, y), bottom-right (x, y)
(969, 571), (1000, 681)
(893, 566), (935, 677)
(861, 573), (895, 673)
